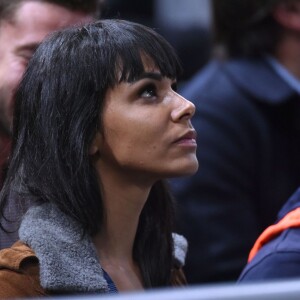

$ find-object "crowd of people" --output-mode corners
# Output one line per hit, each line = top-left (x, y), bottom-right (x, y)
(173, 0), (300, 283)
(0, 0), (300, 298)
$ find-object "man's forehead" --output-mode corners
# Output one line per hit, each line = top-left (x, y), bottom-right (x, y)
(0, 1), (93, 54)
(11, 2), (93, 29)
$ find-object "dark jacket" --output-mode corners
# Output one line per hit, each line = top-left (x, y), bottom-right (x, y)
(171, 58), (300, 283)
(238, 187), (300, 281)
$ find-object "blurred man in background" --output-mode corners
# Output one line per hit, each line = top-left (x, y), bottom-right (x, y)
(0, 0), (103, 248)
(172, 0), (300, 283)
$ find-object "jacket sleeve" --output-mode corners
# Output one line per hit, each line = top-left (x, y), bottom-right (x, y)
(0, 266), (45, 298)
(0, 241), (46, 298)
(238, 226), (300, 282)
(239, 251), (300, 282)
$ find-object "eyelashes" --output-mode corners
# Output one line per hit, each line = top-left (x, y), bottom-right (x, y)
(139, 83), (157, 99)
(137, 80), (178, 102)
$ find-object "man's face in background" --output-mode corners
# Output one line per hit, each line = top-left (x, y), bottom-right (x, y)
(0, 1), (93, 134)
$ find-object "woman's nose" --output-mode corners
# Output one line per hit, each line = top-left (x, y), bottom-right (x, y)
(171, 92), (195, 122)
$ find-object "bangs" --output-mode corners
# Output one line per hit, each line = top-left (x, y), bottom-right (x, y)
(95, 20), (182, 85)
(117, 38), (182, 83)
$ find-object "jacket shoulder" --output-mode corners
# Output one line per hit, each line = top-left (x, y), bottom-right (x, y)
(181, 61), (235, 103)
(0, 241), (46, 298)
(239, 228), (300, 281)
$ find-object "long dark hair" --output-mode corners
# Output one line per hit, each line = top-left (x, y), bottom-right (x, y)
(0, 19), (182, 287)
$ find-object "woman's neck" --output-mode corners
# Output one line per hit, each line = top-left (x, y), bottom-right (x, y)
(93, 157), (155, 255)
(92, 162), (153, 291)
(92, 186), (148, 291)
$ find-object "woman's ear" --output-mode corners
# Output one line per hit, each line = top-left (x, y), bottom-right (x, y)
(273, 1), (300, 31)
(89, 132), (103, 156)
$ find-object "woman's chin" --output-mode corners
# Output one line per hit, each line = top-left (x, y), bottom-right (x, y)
(169, 159), (199, 178)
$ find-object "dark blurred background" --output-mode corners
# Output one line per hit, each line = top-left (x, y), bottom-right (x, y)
(102, 0), (212, 85)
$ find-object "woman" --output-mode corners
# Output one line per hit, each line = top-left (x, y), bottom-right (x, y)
(0, 19), (198, 297)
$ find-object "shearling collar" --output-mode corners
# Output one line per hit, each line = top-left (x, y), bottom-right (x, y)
(19, 203), (108, 293)
(19, 203), (187, 293)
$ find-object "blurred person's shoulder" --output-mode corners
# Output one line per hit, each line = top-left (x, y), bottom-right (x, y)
(181, 57), (293, 110)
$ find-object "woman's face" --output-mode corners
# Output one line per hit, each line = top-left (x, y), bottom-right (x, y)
(95, 60), (198, 183)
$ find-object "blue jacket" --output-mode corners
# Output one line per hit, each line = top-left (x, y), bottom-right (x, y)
(239, 187), (300, 281)
(171, 58), (300, 283)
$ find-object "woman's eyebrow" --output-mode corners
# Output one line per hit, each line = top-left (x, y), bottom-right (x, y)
(131, 72), (163, 83)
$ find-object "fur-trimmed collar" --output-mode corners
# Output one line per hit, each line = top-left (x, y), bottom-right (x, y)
(19, 203), (187, 293)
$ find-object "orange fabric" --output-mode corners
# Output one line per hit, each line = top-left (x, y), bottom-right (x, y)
(0, 241), (36, 269)
(248, 207), (300, 262)
(0, 241), (46, 298)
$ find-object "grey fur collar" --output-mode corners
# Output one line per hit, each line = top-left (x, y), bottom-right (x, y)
(19, 203), (108, 293)
(19, 203), (187, 293)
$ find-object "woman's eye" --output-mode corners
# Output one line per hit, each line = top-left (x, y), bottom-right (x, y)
(140, 84), (157, 98)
